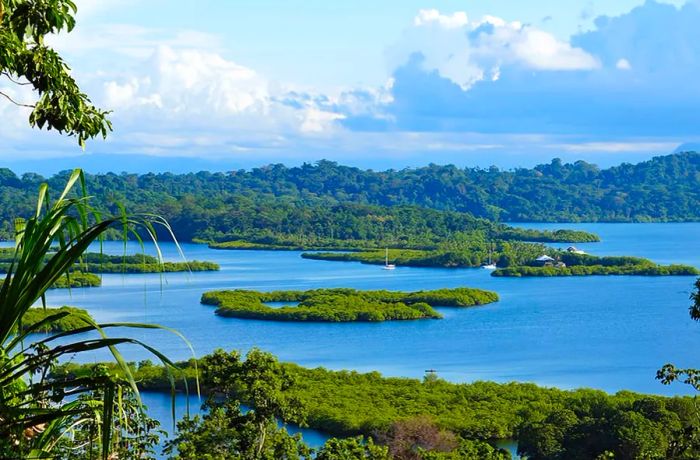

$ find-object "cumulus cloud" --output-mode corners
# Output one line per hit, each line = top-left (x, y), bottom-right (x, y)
(388, 9), (599, 90)
(615, 58), (632, 70)
(3, 1), (698, 167)
(359, 1), (700, 142)
(95, 46), (355, 155)
(414, 9), (469, 28)
(112, 47), (268, 115)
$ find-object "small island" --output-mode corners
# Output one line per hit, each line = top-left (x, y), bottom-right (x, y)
(493, 251), (700, 277)
(1, 248), (219, 275)
(209, 227), (599, 252)
(1, 249), (219, 290)
(22, 306), (94, 332)
(202, 287), (499, 322)
(302, 245), (699, 277)
(51, 272), (102, 288)
(77, 253), (220, 273)
(302, 249), (483, 268)
(301, 241), (549, 269)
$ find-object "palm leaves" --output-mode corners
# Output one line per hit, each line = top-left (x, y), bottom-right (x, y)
(0, 169), (196, 459)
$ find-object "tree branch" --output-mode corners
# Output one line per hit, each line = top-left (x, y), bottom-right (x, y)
(0, 90), (35, 108)
(2, 72), (34, 86)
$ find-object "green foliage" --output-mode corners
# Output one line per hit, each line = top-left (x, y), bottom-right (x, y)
(0, 165), (614, 244)
(77, 252), (219, 273)
(77, 350), (700, 459)
(0, 0), (112, 146)
(303, 241), (547, 269)
(201, 288), (498, 322)
(657, 278), (700, 392)
(316, 437), (390, 460)
(208, 224), (599, 252)
(493, 252), (699, 277)
(517, 396), (700, 459)
(494, 264), (699, 277)
(0, 155), (696, 244)
(52, 385), (165, 460)
(0, 170), (190, 459)
(419, 439), (511, 460)
(301, 242), (695, 276)
(0, 248), (219, 274)
(21, 306), (92, 332)
(51, 271), (101, 287)
(165, 349), (310, 460)
(499, 228), (599, 243)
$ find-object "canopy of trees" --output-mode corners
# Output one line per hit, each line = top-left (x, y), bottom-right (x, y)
(494, 253), (699, 277)
(0, 248), (219, 274)
(2, 153), (697, 243)
(58, 350), (700, 459)
(202, 288), (498, 322)
(21, 306), (93, 333)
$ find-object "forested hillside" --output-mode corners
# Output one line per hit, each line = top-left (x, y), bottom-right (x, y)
(0, 153), (696, 241)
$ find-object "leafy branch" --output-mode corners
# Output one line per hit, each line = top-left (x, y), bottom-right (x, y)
(0, 0), (112, 147)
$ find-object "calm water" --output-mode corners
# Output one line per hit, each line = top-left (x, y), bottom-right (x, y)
(30, 223), (700, 454)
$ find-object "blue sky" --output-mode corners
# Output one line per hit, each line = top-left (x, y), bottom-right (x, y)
(1, 0), (698, 172)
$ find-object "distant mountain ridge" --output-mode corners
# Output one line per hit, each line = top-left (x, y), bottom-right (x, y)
(0, 153), (697, 240)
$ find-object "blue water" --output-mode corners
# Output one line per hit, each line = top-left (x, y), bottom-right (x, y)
(29, 223), (700, 455)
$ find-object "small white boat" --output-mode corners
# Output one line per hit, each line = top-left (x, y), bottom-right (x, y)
(383, 248), (396, 270)
(482, 244), (497, 269)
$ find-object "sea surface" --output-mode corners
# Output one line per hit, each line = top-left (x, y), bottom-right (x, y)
(26, 222), (700, 454)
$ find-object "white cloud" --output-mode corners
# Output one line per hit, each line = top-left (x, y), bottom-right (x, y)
(615, 58), (632, 70)
(389, 10), (600, 90)
(299, 108), (345, 134)
(93, 45), (352, 154)
(508, 28), (600, 70)
(2, 1), (696, 168)
(414, 9), (469, 28)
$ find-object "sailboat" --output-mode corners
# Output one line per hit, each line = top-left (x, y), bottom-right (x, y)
(383, 248), (396, 270)
(482, 240), (497, 270)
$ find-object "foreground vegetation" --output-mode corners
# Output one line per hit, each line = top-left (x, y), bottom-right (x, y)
(57, 348), (700, 459)
(494, 253), (700, 277)
(202, 288), (498, 322)
(0, 168), (188, 459)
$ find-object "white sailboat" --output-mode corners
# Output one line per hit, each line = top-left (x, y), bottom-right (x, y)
(383, 248), (396, 270)
(482, 241), (497, 269)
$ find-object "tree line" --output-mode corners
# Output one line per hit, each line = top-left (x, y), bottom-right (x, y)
(56, 348), (700, 459)
(2, 153), (697, 243)
(202, 288), (498, 322)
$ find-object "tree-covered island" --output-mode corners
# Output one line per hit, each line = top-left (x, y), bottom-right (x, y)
(21, 306), (94, 333)
(0, 247), (219, 275)
(201, 288), (499, 322)
(493, 252), (699, 277)
(303, 244), (699, 277)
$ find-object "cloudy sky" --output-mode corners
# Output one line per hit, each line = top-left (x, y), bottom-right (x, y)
(2, 0), (699, 172)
